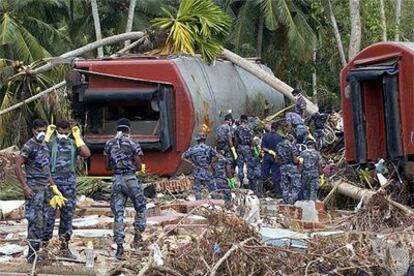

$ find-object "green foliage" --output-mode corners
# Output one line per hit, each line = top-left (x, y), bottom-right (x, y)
(152, 0), (232, 63)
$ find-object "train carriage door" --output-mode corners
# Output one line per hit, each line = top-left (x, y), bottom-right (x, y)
(347, 61), (403, 163)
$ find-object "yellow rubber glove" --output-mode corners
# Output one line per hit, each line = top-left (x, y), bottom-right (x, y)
(140, 163), (146, 174)
(268, 150), (277, 159)
(45, 124), (56, 143)
(72, 126), (85, 148)
(298, 157), (304, 164)
(320, 174), (325, 187)
(230, 146), (238, 160)
(50, 185), (67, 209)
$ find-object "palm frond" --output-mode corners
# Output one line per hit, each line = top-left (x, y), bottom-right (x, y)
(0, 13), (16, 45)
(229, 0), (259, 49)
(258, 0), (279, 31)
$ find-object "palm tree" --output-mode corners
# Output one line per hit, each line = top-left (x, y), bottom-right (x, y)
(90, 0), (104, 57)
(152, 0), (232, 63)
(0, 0), (70, 63)
(226, 0), (317, 60)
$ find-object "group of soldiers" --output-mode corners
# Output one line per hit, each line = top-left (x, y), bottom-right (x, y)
(182, 89), (327, 206)
(15, 89), (328, 264)
(16, 118), (146, 262)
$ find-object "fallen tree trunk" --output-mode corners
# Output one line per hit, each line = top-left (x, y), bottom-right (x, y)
(11, 32), (144, 79)
(221, 49), (318, 114)
(336, 181), (414, 215)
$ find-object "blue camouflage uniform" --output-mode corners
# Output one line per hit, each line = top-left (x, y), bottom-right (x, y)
(261, 132), (283, 197)
(20, 138), (51, 250)
(216, 123), (235, 164)
(211, 154), (231, 203)
(43, 138), (78, 243)
(295, 94), (307, 115)
(311, 112), (329, 148)
(182, 143), (217, 200)
(300, 148), (321, 201)
(286, 112), (307, 144)
(276, 139), (301, 204)
(235, 123), (255, 187)
(104, 136), (146, 246)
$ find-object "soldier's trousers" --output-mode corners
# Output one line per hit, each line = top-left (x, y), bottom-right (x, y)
(111, 174), (146, 245)
(302, 170), (320, 201)
(280, 164), (301, 204)
(261, 155), (281, 196)
(237, 145), (252, 184)
(25, 178), (49, 251)
(43, 174), (77, 242)
(248, 157), (263, 197)
(212, 178), (231, 203)
(294, 124), (308, 144)
(193, 178), (216, 200)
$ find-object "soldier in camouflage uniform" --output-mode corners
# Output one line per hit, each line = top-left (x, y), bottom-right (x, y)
(292, 88), (307, 118)
(286, 112), (308, 144)
(299, 140), (322, 201)
(235, 115), (255, 188)
(211, 150), (234, 206)
(182, 133), (217, 200)
(104, 118), (146, 260)
(275, 135), (301, 204)
(309, 107), (329, 149)
(216, 114), (237, 169)
(43, 120), (90, 258)
(15, 119), (51, 263)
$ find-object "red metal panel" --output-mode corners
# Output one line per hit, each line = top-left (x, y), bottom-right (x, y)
(341, 42), (414, 162)
(363, 80), (386, 160)
(75, 59), (194, 176)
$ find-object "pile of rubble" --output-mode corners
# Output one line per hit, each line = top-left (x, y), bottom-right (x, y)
(1, 188), (414, 275)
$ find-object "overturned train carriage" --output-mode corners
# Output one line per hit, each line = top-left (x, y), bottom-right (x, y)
(341, 42), (414, 172)
(67, 56), (285, 176)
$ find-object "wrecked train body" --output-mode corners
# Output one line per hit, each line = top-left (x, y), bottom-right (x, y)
(67, 56), (285, 176)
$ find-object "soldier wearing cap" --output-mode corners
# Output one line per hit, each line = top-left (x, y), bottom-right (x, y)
(182, 133), (217, 200)
(104, 118), (146, 259)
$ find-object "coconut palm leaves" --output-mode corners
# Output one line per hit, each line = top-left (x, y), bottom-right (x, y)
(228, 0), (317, 59)
(152, 0), (232, 63)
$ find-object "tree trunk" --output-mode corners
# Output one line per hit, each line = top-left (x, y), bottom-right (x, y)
(0, 81), (66, 116)
(379, 0), (387, 41)
(348, 0), (362, 61)
(256, 13), (264, 59)
(221, 48), (318, 114)
(328, 0), (347, 67)
(13, 32), (144, 78)
(91, 0), (104, 57)
(124, 0), (137, 49)
(395, 0), (402, 41)
(312, 47), (317, 97)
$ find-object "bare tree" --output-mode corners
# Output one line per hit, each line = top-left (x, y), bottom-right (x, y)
(256, 14), (264, 59)
(348, 0), (362, 60)
(328, 0), (347, 67)
(379, 0), (387, 41)
(395, 0), (402, 41)
(124, 0), (137, 48)
(91, 0), (104, 57)
(312, 47), (317, 97)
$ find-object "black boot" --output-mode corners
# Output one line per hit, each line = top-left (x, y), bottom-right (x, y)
(132, 232), (145, 249)
(115, 244), (124, 260)
(60, 239), (76, 259)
